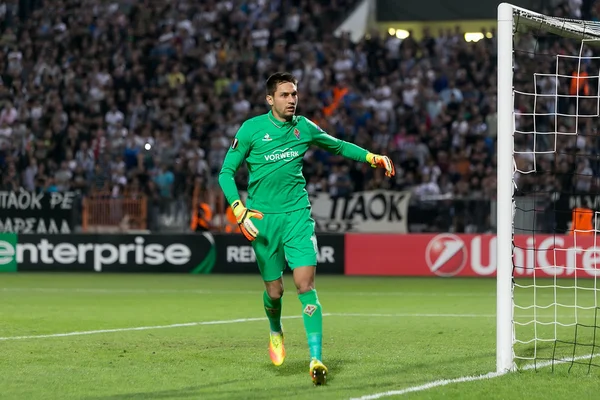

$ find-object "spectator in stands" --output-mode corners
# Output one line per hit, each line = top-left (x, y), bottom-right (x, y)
(0, 0), (588, 232)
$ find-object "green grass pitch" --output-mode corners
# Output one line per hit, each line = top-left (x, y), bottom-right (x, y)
(0, 274), (598, 399)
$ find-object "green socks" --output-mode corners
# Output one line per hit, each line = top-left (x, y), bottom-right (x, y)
(298, 289), (323, 361)
(263, 291), (282, 333)
(263, 289), (324, 360)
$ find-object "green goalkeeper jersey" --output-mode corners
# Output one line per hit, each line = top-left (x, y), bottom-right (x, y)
(218, 111), (369, 213)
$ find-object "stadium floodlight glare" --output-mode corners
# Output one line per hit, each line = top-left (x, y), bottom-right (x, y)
(395, 29), (410, 39)
(497, 2), (600, 374)
(386, 28), (409, 39)
(464, 32), (485, 42)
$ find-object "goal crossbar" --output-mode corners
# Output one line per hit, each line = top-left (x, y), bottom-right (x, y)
(511, 5), (600, 40)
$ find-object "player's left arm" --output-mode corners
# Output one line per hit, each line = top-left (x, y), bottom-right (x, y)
(304, 117), (395, 177)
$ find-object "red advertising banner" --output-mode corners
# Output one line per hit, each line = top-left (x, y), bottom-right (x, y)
(345, 233), (600, 277)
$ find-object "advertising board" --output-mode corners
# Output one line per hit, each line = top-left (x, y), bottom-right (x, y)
(345, 233), (600, 277)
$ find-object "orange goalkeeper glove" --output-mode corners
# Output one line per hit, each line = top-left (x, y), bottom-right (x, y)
(231, 200), (264, 241)
(366, 153), (395, 177)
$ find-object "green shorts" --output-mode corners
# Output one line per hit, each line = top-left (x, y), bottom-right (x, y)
(251, 207), (318, 282)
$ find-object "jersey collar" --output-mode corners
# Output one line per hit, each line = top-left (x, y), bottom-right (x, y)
(268, 110), (298, 129)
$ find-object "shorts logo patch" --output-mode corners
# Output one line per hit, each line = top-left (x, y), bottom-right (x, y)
(231, 138), (239, 149)
(303, 304), (317, 317)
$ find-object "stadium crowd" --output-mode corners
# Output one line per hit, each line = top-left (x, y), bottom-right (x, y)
(0, 0), (590, 217)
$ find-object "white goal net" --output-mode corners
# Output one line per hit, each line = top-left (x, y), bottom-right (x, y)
(497, 3), (600, 373)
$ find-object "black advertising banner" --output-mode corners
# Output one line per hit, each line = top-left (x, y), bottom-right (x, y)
(0, 191), (77, 234)
(10, 233), (216, 273)
(0, 233), (344, 274)
(213, 233), (345, 275)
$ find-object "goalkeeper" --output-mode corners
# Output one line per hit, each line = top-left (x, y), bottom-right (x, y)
(218, 72), (394, 386)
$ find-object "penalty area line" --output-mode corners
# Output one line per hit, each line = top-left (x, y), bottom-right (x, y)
(0, 312), (494, 341)
(349, 354), (599, 400)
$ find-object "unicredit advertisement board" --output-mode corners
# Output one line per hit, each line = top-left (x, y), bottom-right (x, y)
(345, 233), (600, 277)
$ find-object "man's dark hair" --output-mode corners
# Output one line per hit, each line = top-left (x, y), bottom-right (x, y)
(266, 72), (298, 96)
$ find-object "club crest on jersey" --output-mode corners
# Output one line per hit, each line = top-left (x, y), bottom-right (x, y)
(231, 138), (238, 149)
(303, 304), (317, 317)
(294, 128), (300, 140)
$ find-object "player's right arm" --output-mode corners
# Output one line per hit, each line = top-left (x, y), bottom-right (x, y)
(218, 123), (252, 205)
(218, 122), (264, 241)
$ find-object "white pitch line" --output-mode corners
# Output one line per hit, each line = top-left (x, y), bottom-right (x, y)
(0, 312), (496, 341)
(0, 316), (302, 341)
(7, 287), (592, 298)
(0, 312), (590, 341)
(349, 354), (599, 400)
(0, 287), (495, 297)
(350, 372), (505, 400)
(332, 313), (495, 318)
(0, 287), (260, 295)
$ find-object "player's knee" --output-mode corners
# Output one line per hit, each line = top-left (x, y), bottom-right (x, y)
(266, 286), (284, 300)
(296, 282), (314, 295)
(292, 266), (316, 294)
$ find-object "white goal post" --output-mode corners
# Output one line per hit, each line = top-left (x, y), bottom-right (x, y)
(496, 2), (515, 374)
(497, 2), (600, 374)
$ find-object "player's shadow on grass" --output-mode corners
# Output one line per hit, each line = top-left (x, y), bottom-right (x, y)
(85, 389), (199, 400)
(84, 381), (247, 400)
(87, 378), (309, 400)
